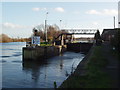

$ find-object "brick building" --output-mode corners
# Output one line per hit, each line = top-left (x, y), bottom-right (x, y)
(101, 29), (118, 41)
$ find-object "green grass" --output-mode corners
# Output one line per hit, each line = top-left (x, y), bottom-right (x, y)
(84, 46), (111, 88)
(40, 44), (52, 46)
(40, 42), (52, 46)
(60, 46), (111, 88)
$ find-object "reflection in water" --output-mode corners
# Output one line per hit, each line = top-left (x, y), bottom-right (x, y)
(22, 61), (45, 84)
(2, 42), (85, 88)
(22, 52), (85, 88)
(1, 56), (11, 58)
(59, 54), (64, 71)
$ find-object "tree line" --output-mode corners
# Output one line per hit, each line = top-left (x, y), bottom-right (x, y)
(0, 24), (66, 43)
(0, 34), (30, 43)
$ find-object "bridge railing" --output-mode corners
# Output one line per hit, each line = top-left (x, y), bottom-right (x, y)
(61, 29), (98, 35)
(53, 29), (98, 45)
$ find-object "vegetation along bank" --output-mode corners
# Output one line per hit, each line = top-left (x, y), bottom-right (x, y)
(59, 44), (118, 88)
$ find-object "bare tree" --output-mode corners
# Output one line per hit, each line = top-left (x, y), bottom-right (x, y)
(32, 24), (67, 42)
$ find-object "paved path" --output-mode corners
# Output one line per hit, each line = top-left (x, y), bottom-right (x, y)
(102, 41), (119, 88)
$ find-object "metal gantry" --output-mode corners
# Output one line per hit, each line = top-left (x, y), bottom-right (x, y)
(61, 29), (98, 35)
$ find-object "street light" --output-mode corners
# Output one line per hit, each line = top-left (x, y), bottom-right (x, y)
(113, 16), (115, 29)
(45, 12), (49, 42)
(60, 20), (62, 30)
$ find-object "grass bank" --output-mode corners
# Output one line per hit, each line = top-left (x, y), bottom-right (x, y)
(59, 45), (111, 88)
(40, 42), (52, 46)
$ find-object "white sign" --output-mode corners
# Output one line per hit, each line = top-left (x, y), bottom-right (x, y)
(32, 36), (40, 45)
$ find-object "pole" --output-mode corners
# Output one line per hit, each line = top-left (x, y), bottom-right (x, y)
(45, 20), (47, 42)
(60, 20), (62, 30)
(45, 12), (48, 42)
(114, 16), (115, 29)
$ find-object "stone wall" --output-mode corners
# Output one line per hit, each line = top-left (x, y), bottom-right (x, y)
(67, 43), (93, 52)
(22, 45), (66, 61)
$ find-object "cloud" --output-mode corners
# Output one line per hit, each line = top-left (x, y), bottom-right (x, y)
(86, 10), (101, 15)
(32, 7), (40, 11)
(103, 9), (118, 15)
(54, 7), (65, 12)
(92, 22), (99, 25)
(3, 22), (28, 29)
(86, 9), (118, 16)
(32, 7), (65, 13)
(42, 8), (47, 10)
(32, 7), (47, 11)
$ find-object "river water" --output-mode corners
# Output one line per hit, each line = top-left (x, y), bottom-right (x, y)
(1, 42), (85, 88)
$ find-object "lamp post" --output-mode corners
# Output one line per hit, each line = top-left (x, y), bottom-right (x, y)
(114, 16), (115, 29)
(45, 12), (49, 42)
(60, 20), (62, 30)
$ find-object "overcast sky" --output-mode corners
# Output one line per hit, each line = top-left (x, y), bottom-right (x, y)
(1, 2), (119, 38)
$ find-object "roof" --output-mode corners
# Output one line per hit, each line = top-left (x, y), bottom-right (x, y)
(101, 28), (118, 36)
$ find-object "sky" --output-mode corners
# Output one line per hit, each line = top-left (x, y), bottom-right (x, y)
(1, 1), (119, 38)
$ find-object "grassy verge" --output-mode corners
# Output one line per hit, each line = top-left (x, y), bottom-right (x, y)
(84, 46), (111, 88)
(40, 44), (52, 46)
(60, 46), (111, 88)
(40, 42), (52, 46)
